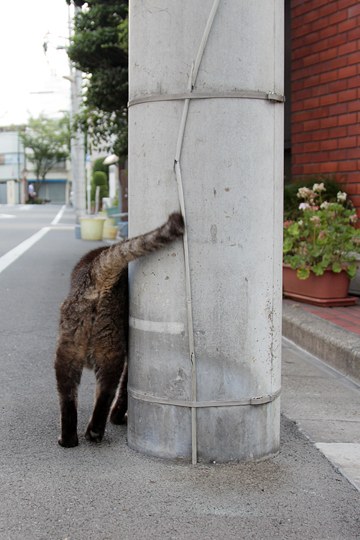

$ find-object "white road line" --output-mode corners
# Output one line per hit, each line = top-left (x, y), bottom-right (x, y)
(51, 205), (66, 225)
(0, 227), (51, 274)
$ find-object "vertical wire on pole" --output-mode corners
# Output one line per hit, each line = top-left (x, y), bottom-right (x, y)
(174, 0), (221, 465)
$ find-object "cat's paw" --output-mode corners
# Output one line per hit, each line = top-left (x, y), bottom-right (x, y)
(58, 434), (79, 448)
(110, 408), (127, 425)
(85, 426), (104, 443)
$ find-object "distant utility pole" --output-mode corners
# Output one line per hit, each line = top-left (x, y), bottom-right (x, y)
(69, 65), (86, 220)
(69, 6), (86, 224)
(128, 0), (284, 463)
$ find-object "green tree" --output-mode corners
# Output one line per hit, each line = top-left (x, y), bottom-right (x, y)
(66, 0), (128, 160)
(91, 157), (109, 204)
(91, 170), (109, 206)
(93, 157), (109, 177)
(20, 114), (70, 197)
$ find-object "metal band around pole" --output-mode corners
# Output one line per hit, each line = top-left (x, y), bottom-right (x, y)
(128, 90), (285, 108)
(128, 387), (281, 409)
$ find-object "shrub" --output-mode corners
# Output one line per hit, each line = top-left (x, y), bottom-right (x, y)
(283, 183), (360, 280)
(91, 170), (109, 203)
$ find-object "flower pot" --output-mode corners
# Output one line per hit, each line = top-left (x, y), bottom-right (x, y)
(80, 217), (105, 241)
(283, 265), (357, 307)
(102, 218), (118, 240)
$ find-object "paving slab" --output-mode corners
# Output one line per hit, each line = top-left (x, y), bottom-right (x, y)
(316, 443), (360, 493)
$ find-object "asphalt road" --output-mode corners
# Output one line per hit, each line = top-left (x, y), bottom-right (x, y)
(0, 205), (359, 539)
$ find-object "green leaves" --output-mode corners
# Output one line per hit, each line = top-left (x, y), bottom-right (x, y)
(20, 114), (70, 182)
(312, 263), (326, 276)
(296, 268), (310, 280)
(66, 1), (128, 157)
(331, 261), (342, 273)
(347, 263), (358, 279)
(283, 237), (294, 253)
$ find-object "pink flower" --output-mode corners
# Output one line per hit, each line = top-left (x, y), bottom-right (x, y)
(299, 202), (310, 210)
(349, 214), (358, 224)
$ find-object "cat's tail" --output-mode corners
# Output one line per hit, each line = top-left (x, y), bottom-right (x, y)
(93, 212), (185, 290)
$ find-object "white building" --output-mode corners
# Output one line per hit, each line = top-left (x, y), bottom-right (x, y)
(0, 129), (25, 204)
(0, 127), (71, 204)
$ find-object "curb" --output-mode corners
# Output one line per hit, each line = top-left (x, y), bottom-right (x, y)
(282, 299), (360, 383)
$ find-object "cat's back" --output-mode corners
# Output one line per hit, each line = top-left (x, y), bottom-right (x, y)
(70, 246), (109, 292)
(60, 246), (109, 325)
(64, 244), (129, 315)
(59, 245), (128, 349)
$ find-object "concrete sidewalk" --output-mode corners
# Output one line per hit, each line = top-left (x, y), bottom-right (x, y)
(282, 299), (360, 493)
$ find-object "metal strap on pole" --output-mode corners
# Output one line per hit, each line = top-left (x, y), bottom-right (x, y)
(171, 0), (222, 466)
(128, 90), (285, 108)
(128, 387), (281, 409)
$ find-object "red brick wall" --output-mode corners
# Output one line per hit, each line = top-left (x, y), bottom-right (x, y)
(291, 0), (360, 213)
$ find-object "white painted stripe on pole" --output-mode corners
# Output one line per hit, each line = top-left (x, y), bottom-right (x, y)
(0, 227), (51, 274)
(129, 316), (185, 335)
(51, 205), (66, 225)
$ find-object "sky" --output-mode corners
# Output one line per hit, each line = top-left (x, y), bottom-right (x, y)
(0, 0), (72, 127)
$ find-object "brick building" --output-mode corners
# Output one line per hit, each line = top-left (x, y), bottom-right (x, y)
(288, 0), (360, 214)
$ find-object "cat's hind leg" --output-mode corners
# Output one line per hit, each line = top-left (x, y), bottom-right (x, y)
(55, 348), (82, 448)
(110, 361), (128, 425)
(85, 356), (124, 443)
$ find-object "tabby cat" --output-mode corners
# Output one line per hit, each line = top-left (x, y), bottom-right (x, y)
(55, 212), (184, 447)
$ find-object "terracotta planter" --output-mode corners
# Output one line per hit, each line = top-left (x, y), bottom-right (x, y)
(283, 265), (357, 307)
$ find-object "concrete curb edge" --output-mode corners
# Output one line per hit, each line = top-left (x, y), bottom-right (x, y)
(282, 299), (360, 383)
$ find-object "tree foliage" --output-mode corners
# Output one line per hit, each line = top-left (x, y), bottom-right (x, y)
(91, 170), (108, 202)
(20, 115), (70, 188)
(66, 0), (128, 159)
(93, 157), (109, 176)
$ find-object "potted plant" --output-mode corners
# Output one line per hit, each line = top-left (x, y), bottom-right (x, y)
(79, 168), (110, 241)
(283, 182), (360, 306)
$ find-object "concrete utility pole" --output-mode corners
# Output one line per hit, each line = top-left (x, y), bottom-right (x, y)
(128, 0), (284, 463)
(69, 6), (86, 224)
(70, 67), (86, 218)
